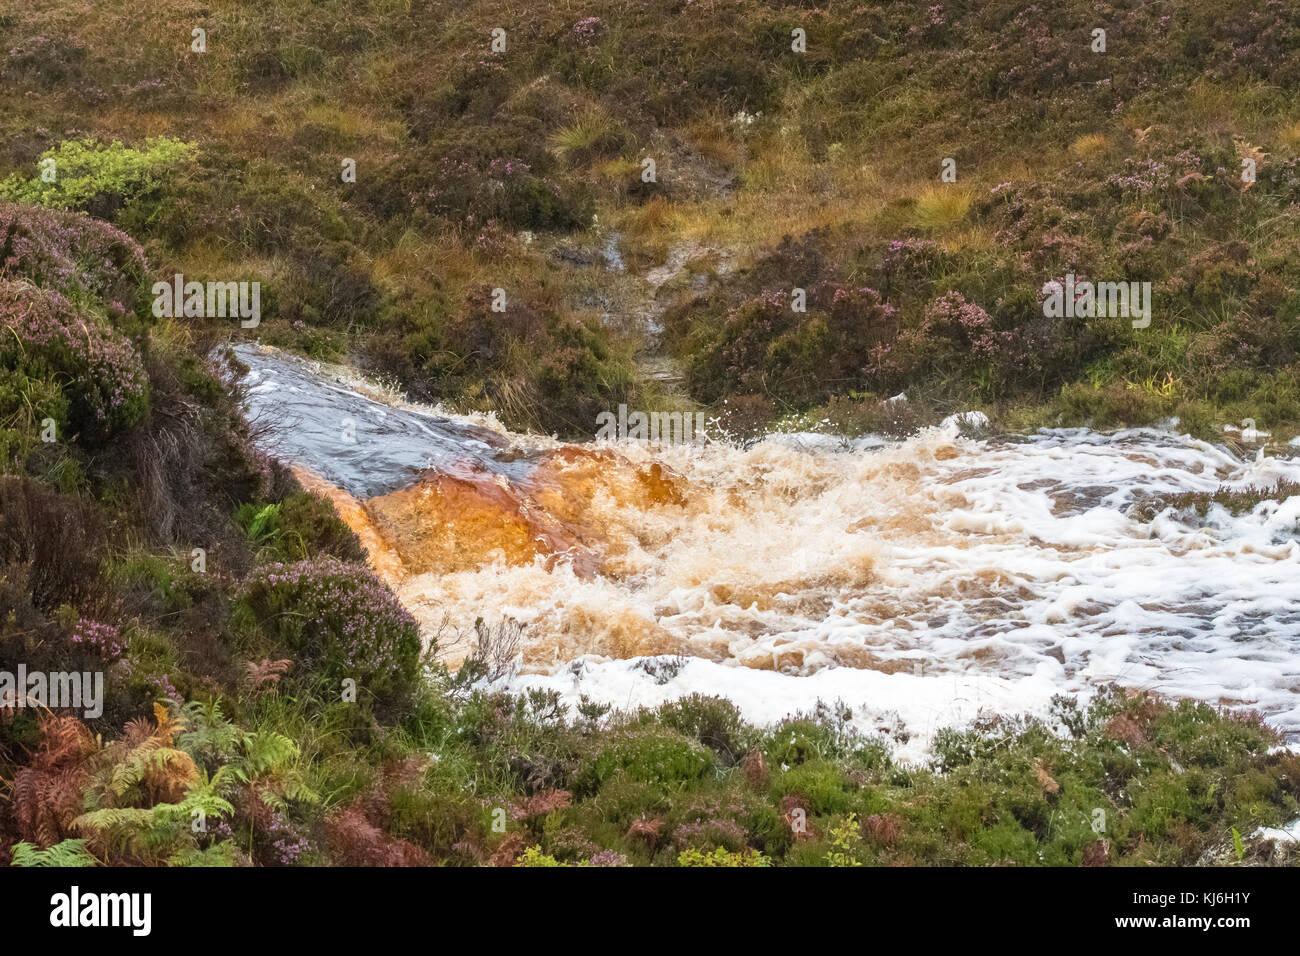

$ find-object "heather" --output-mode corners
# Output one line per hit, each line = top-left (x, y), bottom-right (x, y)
(1133, 479), (1300, 521)
(0, 280), (149, 442)
(9, 682), (1300, 867)
(0, 201), (148, 310)
(1, 0), (1298, 436)
(234, 556), (421, 707)
(0, 200), (394, 858)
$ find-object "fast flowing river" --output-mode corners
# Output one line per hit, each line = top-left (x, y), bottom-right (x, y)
(235, 343), (1300, 761)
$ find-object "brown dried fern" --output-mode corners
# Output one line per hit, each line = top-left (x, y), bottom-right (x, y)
(11, 715), (96, 847)
(241, 658), (292, 695)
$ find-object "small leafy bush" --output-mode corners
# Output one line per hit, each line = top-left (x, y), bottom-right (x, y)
(577, 726), (715, 795)
(515, 845), (563, 867)
(235, 556), (421, 705)
(0, 138), (197, 216)
(0, 281), (149, 442)
(677, 846), (771, 867)
(0, 202), (148, 310)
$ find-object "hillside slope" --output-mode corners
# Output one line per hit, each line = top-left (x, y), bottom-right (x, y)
(3, 1), (1299, 436)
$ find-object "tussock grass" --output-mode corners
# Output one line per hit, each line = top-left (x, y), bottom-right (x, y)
(912, 186), (971, 230)
(1068, 133), (1108, 158)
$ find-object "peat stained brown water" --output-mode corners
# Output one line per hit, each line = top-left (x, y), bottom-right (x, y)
(237, 344), (1300, 758)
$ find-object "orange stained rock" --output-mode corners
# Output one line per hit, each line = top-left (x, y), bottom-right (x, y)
(290, 466), (407, 584)
(298, 445), (689, 597)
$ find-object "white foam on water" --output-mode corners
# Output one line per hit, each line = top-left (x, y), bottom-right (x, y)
(238, 347), (1300, 757)
(494, 654), (1069, 765)
(1252, 818), (1300, 844)
(404, 426), (1300, 754)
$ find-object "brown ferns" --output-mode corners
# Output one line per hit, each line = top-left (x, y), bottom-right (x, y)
(11, 715), (97, 848)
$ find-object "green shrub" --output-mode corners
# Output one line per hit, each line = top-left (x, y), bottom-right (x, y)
(761, 711), (865, 767)
(770, 759), (856, 815)
(577, 726), (715, 795)
(0, 138), (197, 214)
(0, 281), (149, 442)
(653, 695), (746, 763)
(236, 492), (365, 563)
(516, 845), (564, 867)
(234, 556), (421, 705)
(676, 846), (771, 867)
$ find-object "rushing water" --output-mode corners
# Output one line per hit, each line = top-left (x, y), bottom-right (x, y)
(236, 343), (1300, 760)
